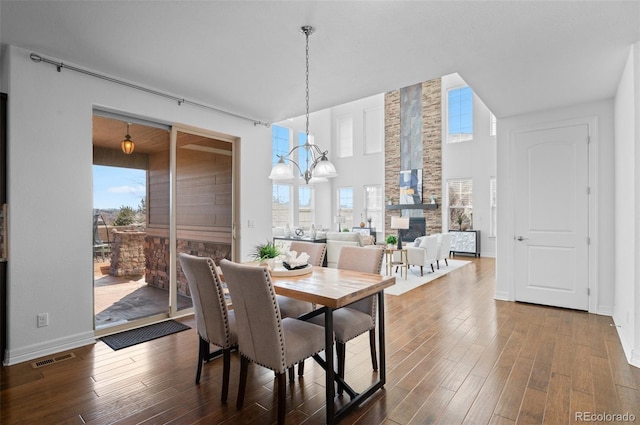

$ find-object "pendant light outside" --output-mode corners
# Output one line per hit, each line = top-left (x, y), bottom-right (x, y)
(121, 122), (135, 154)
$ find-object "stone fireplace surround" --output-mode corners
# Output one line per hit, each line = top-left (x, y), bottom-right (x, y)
(385, 78), (442, 238)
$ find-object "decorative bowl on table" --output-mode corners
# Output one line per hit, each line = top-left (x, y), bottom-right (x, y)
(282, 261), (309, 271)
(269, 250), (313, 276)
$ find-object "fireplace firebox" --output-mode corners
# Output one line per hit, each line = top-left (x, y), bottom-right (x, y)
(399, 217), (426, 244)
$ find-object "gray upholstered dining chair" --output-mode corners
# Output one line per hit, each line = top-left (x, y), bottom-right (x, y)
(276, 241), (326, 319)
(308, 245), (384, 394)
(178, 253), (237, 403)
(218, 259), (327, 425)
(288, 241), (326, 266)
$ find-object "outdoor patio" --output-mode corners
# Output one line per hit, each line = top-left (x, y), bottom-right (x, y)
(93, 260), (192, 330)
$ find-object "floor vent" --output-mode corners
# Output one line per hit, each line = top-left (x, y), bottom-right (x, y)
(31, 352), (76, 368)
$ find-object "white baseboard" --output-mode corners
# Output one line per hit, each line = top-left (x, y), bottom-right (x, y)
(4, 331), (96, 366)
(596, 305), (614, 316)
(494, 290), (511, 301)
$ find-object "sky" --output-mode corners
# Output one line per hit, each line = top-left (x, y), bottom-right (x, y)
(93, 165), (146, 210)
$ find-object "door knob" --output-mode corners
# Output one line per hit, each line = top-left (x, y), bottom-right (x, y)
(516, 236), (528, 241)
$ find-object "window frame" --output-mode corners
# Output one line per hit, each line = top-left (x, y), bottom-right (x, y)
(446, 86), (473, 144)
(272, 183), (293, 229)
(271, 125), (318, 230)
(336, 187), (354, 230)
(363, 184), (383, 230)
(447, 178), (473, 231)
(298, 185), (315, 229)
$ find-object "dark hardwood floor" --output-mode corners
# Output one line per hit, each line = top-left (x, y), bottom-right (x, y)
(2, 257), (639, 424)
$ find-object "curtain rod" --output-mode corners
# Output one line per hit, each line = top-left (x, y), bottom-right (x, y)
(30, 52), (270, 128)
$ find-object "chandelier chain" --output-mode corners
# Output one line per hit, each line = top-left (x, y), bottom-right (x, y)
(305, 28), (310, 138)
(304, 26), (311, 171)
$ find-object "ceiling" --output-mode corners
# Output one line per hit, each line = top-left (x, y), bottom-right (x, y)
(2, 1), (639, 123)
(92, 115), (233, 155)
(93, 116), (169, 154)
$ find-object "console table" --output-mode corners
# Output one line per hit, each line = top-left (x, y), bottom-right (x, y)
(449, 230), (481, 257)
(273, 236), (328, 266)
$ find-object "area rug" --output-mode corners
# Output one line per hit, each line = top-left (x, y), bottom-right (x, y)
(383, 259), (470, 296)
(100, 320), (191, 350)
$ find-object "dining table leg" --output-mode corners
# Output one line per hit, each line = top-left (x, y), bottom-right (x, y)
(325, 307), (335, 425)
(377, 291), (386, 385)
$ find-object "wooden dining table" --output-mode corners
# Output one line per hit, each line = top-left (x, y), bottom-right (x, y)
(270, 265), (395, 424)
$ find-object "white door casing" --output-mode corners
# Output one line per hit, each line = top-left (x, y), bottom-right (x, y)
(513, 124), (589, 310)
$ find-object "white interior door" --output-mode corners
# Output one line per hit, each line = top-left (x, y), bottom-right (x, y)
(513, 124), (589, 310)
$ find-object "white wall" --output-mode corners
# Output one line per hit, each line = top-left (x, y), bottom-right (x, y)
(441, 74), (497, 257)
(613, 42), (640, 367)
(3, 45), (273, 364)
(330, 94), (385, 232)
(496, 100), (615, 317)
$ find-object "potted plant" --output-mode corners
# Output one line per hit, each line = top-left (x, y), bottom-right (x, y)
(250, 239), (281, 268)
(385, 235), (397, 249)
(457, 212), (467, 230)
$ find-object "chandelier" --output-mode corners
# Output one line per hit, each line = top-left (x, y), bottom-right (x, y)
(269, 25), (337, 184)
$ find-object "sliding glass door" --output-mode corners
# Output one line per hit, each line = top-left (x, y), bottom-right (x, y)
(93, 114), (239, 335)
(173, 126), (235, 315)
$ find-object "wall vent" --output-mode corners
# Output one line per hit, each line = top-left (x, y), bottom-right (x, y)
(31, 352), (76, 368)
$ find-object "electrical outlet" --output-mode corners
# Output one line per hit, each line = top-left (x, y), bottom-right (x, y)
(37, 313), (49, 328)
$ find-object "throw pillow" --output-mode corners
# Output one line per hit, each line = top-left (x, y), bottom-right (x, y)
(414, 237), (424, 247)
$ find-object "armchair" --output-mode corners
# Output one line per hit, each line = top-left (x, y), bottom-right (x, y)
(405, 234), (439, 276)
(436, 233), (452, 269)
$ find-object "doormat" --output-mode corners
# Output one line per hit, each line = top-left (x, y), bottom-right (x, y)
(100, 320), (191, 350)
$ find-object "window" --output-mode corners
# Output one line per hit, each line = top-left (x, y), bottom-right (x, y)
(271, 126), (320, 230)
(272, 125), (293, 228)
(490, 112), (497, 137)
(490, 177), (497, 237)
(272, 184), (292, 228)
(298, 186), (314, 228)
(336, 115), (353, 158)
(364, 184), (383, 229)
(272, 124), (291, 167)
(448, 179), (473, 230)
(337, 187), (353, 229)
(447, 86), (473, 143)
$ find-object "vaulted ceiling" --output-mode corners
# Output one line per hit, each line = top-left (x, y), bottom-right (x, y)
(2, 1), (639, 123)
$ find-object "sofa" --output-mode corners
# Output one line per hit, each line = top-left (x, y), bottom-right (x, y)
(324, 231), (365, 268)
(271, 229), (374, 268)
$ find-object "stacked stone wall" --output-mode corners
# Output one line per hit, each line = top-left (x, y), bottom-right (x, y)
(110, 230), (146, 277)
(144, 236), (231, 296)
(384, 78), (442, 237)
(422, 79), (443, 235)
